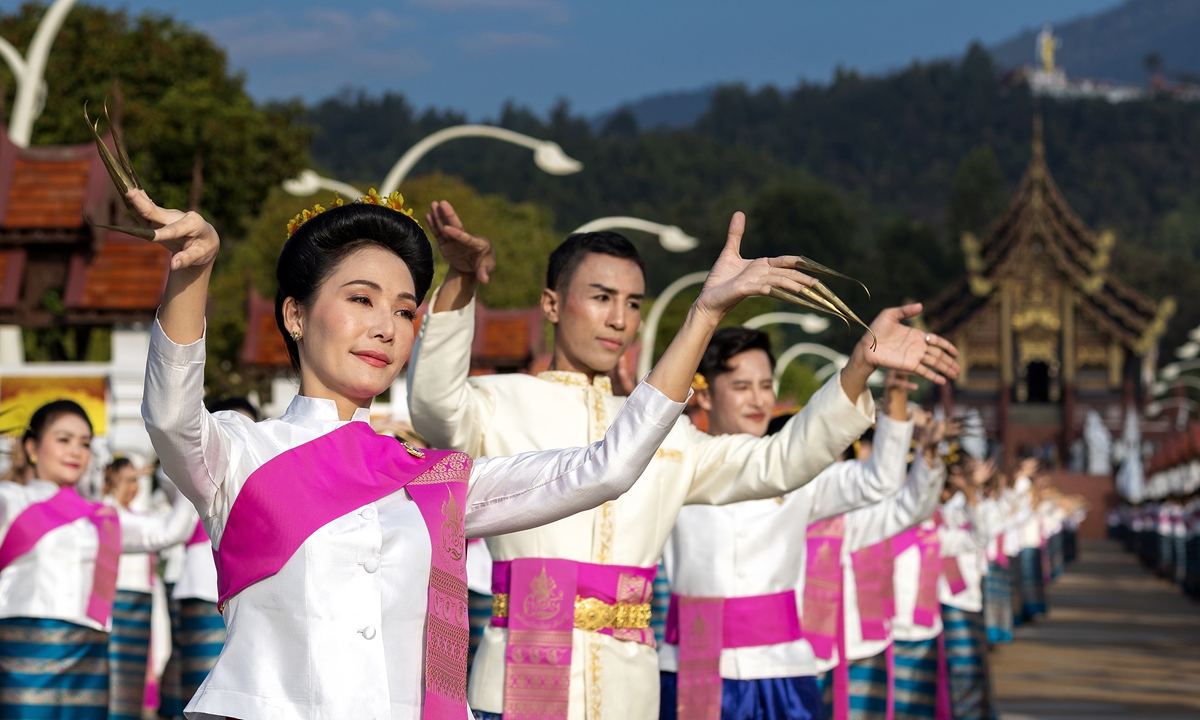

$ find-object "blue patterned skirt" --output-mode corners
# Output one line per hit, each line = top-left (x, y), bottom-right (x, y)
(1016, 549), (1046, 621)
(982, 563), (1013, 644)
(0, 617), (109, 719)
(892, 639), (938, 719)
(941, 605), (995, 720)
(816, 650), (889, 720)
(175, 600), (225, 707)
(157, 594), (182, 720)
(109, 590), (152, 720)
(660, 672), (824, 720)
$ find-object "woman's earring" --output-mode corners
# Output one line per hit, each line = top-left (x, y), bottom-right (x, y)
(291, 329), (302, 342)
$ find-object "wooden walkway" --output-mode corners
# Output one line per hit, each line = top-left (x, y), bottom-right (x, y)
(992, 539), (1200, 720)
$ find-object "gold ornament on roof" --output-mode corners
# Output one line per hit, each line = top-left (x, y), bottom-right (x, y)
(287, 188), (417, 238)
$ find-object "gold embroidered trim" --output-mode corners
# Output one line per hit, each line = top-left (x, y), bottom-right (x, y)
(492, 594), (651, 631)
(654, 447), (682, 461)
(536, 371), (613, 395)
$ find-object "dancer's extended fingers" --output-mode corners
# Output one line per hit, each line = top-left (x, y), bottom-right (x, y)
(435, 201), (465, 231)
(770, 265), (816, 287)
(127, 189), (182, 227)
(911, 360), (947, 386)
(924, 332), (959, 357)
(926, 346), (961, 377)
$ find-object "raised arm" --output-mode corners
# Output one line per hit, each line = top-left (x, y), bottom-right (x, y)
(119, 492), (199, 553)
(807, 411), (915, 523)
(843, 456), (946, 553)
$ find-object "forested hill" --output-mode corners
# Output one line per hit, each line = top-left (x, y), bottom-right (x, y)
(303, 44), (1200, 353)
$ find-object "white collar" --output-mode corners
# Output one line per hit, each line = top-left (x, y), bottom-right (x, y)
(281, 395), (372, 424)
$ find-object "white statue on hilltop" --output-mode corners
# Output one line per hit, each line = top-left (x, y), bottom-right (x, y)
(1083, 409), (1112, 475)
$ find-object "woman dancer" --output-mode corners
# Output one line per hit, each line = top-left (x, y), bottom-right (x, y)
(0, 400), (197, 719)
(129, 178), (827, 718)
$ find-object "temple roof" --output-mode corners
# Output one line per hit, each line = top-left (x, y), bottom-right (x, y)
(925, 117), (1173, 355)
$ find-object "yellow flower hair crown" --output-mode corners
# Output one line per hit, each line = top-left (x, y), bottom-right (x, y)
(691, 373), (709, 391)
(286, 188), (417, 238)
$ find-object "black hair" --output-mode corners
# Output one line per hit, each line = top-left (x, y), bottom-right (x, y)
(698, 327), (776, 382)
(209, 396), (260, 422)
(275, 203), (434, 370)
(22, 400), (93, 448)
(545, 231), (644, 294)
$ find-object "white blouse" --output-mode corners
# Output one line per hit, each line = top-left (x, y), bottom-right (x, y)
(0, 479), (197, 631)
(140, 321), (686, 720)
(659, 412), (915, 680)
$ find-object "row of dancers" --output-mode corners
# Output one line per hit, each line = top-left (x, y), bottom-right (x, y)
(1109, 498), (1200, 599)
(0, 151), (1083, 720)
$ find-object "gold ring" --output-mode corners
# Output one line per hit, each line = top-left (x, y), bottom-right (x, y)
(925, 333), (932, 344)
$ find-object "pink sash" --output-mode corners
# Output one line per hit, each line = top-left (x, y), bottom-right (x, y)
(0, 487), (120, 625)
(801, 517), (844, 660)
(491, 559), (656, 719)
(212, 422), (471, 720)
(185, 520), (208, 547)
(664, 590), (802, 649)
(941, 556), (967, 596)
(895, 524), (941, 628)
(850, 538), (894, 641)
(676, 596), (724, 720)
(502, 558), (578, 720)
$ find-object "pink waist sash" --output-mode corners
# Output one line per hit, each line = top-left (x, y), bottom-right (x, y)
(185, 520), (208, 547)
(213, 422), (472, 720)
(0, 487), (120, 625)
(663, 590), (801, 649)
(491, 559), (655, 720)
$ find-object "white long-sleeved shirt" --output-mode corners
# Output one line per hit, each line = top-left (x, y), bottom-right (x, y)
(0, 480), (197, 631)
(812, 456), (946, 671)
(408, 294), (875, 720)
(938, 493), (994, 613)
(141, 320), (687, 720)
(659, 411), (915, 680)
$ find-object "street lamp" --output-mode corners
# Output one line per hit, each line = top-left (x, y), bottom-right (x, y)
(0, 0), (75, 147)
(637, 271), (709, 379)
(379, 125), (582, 195)
(572, 216), (699, 253)
(282, 169), (363, 200)
(743, 312), (830, 335)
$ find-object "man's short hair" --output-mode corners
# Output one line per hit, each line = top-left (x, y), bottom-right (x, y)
(546, 232), (644, 294)
(698, 327), (776, 382)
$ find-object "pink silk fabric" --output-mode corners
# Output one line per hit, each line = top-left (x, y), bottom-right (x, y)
(490, 560), (657, 645)
(211, 422), (472, 720)
(851, 538), (894, 641)
(941, 556), (967, 596)
(676, 596), (724, 720)
(801, 516), (845, 660)
(663, 590), (802, 649)
(502, 558), (578, 720)
(185, 519), (208, 547)
(0, 487), (120, 625)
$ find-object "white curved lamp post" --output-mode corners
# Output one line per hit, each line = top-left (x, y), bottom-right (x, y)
(572, 216), (699, 253)
(773, 343), (847, 385)
(0, 0), (75, 147)
(379, 124), (582, 195)
(743, 311), (830, 335)
(282, 169), (363, 199)
(636, 271), (709, 379)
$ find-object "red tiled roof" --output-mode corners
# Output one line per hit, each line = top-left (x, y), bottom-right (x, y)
(63, 233), (169, 310)
(240, 289), (291, 367)
(3, 157), (92, 228)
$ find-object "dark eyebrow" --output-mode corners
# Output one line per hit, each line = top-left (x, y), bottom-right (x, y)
(342, 280), (416, 302)
(588, 283), (645, 300)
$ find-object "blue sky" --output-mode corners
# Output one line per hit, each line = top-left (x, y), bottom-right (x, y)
(9, 0), (1123, 117)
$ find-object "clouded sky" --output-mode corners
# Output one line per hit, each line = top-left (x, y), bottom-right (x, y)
(6, 0), (1123, 117)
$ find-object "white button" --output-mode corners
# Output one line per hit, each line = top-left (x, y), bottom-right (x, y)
(360, 626), (377, 640)
(363, 558), (380, 573)
(361, 507), (377, 520)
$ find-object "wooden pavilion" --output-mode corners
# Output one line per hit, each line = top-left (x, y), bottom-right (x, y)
(924, 117), (1174, 467)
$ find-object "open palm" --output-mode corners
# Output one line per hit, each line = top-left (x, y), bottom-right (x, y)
(694, 212), (815, 319)
(861, 306), (960, 385)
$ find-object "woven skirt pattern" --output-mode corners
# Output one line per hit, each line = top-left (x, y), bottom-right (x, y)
(157, 596), (183, 720)
(1016, 548), (1046, 621)
(0, 617), (109, 719)
(466, 590), (492, 670)
(109, 590), (152, 720)
(816, 652), (888, 720)
(941, 605), (995, 720)
(892, 639), (938, 719)
(176, 600), (226, 706)
(982, 563), (1013, 644)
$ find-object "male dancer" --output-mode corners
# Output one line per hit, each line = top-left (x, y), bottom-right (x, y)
(408, 203), (959, 720)
(658, 327), (916, 720)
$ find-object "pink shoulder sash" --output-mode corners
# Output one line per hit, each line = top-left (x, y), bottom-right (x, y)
(895, 523), (941, 627)
(213, 422), (472, 720)
(851, 538), (894, 641)
(801, 516), (844, 660)
(0, 487), (120, 625)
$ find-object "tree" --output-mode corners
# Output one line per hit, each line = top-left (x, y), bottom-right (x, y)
(0, 3), (309, 235)
(947, 145), (1009, 244)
